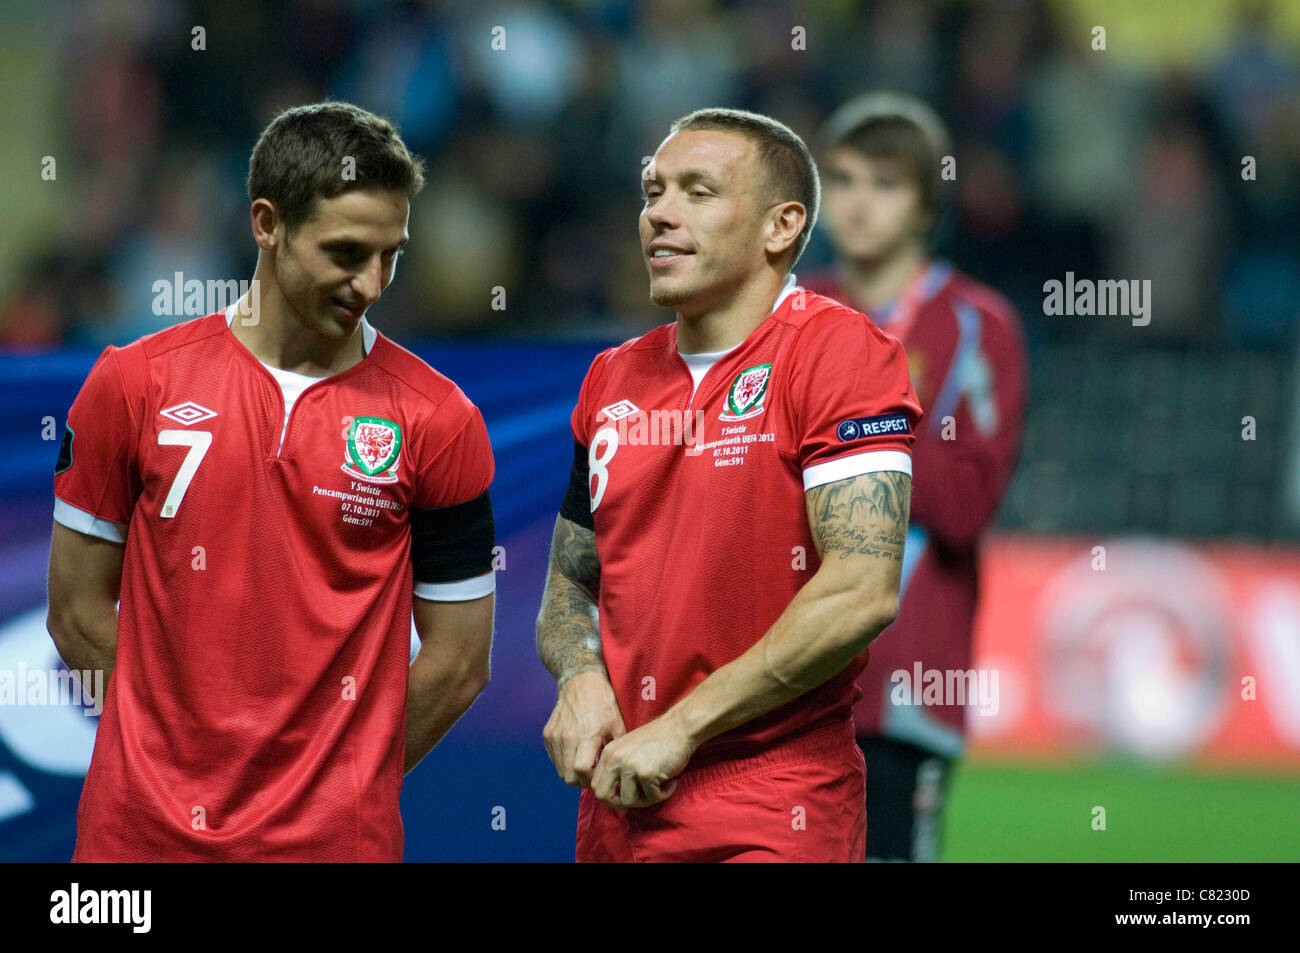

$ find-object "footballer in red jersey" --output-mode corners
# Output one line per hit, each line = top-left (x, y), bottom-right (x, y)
(46, 103), (497, 862)
(537, 108), (921, 862)
(803, 93), (1028, 861)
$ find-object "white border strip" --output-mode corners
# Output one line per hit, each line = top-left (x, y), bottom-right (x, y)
(53, 497), (127, 544)
(414, 570), (496, 603)
(803, 450), (912, 491)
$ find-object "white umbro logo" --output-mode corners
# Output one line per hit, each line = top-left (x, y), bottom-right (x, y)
(600, 400), (640, 422)
(160, 402), (218, 426)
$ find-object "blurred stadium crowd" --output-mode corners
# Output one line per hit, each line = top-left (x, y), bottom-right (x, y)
(1, 0), (1299, 537)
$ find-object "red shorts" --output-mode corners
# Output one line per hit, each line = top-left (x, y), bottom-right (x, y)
(575, 721), (865, 862)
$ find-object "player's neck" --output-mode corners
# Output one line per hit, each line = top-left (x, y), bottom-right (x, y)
(228, 288), (365, 377)
(840, 243), (926, 312)
(675, 268), (786, 354)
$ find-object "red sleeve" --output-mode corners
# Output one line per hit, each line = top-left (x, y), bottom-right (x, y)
(784, 311), (923, 489)
(569, 348), (614, 448)
(53, 346), (142, 527)
(907, 297), (1027, 548)
(411, 396), (494, 510)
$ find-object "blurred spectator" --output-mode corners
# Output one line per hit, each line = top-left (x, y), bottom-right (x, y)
(1208, 2), (1300, 349)
(0, 0), (1293, 349)
(1106, 111), (1227, 345)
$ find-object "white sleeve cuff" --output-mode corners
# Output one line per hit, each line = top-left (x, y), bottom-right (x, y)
(802, 450), (912, 491)
(413, 570), (496, 602)
(53, 497), (127, 544)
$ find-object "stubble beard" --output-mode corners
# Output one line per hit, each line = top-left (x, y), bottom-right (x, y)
(649, 267), (701, 310)
(650, 284), (696, 308)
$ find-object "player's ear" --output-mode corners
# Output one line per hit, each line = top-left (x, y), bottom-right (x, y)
(765, 201), (805, 258)
(250, 198), (280, 251)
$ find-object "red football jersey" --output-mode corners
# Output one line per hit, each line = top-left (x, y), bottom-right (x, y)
(53, 310), (494, 861)
(571, 281), (921, 761)
(802, 262), (1027, 754)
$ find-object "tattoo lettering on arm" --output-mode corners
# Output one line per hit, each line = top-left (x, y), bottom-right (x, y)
(536, 516), (606, 686)
(806, 471), (912, 562)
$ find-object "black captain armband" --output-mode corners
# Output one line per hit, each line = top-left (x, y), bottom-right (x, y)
(55, 426), (74, 475)
(559, 440), (594, 530)
(410, 490), (495, 584)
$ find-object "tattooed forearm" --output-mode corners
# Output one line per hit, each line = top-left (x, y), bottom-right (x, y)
(806, 471), (912, 561)
(551, 516), (601, 598)
(536, 516), (606, 685)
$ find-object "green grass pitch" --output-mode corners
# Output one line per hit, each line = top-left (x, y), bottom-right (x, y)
(939, 758), (1300, 861)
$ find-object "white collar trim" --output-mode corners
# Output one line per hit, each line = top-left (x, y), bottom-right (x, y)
(771, 271), (799, 314)
(676, 272), (801, 359)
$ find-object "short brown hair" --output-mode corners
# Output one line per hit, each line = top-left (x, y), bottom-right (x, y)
(247, 101), (426, 235)
(819, 92), (950, 224)
(668, 108), (820, 269)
